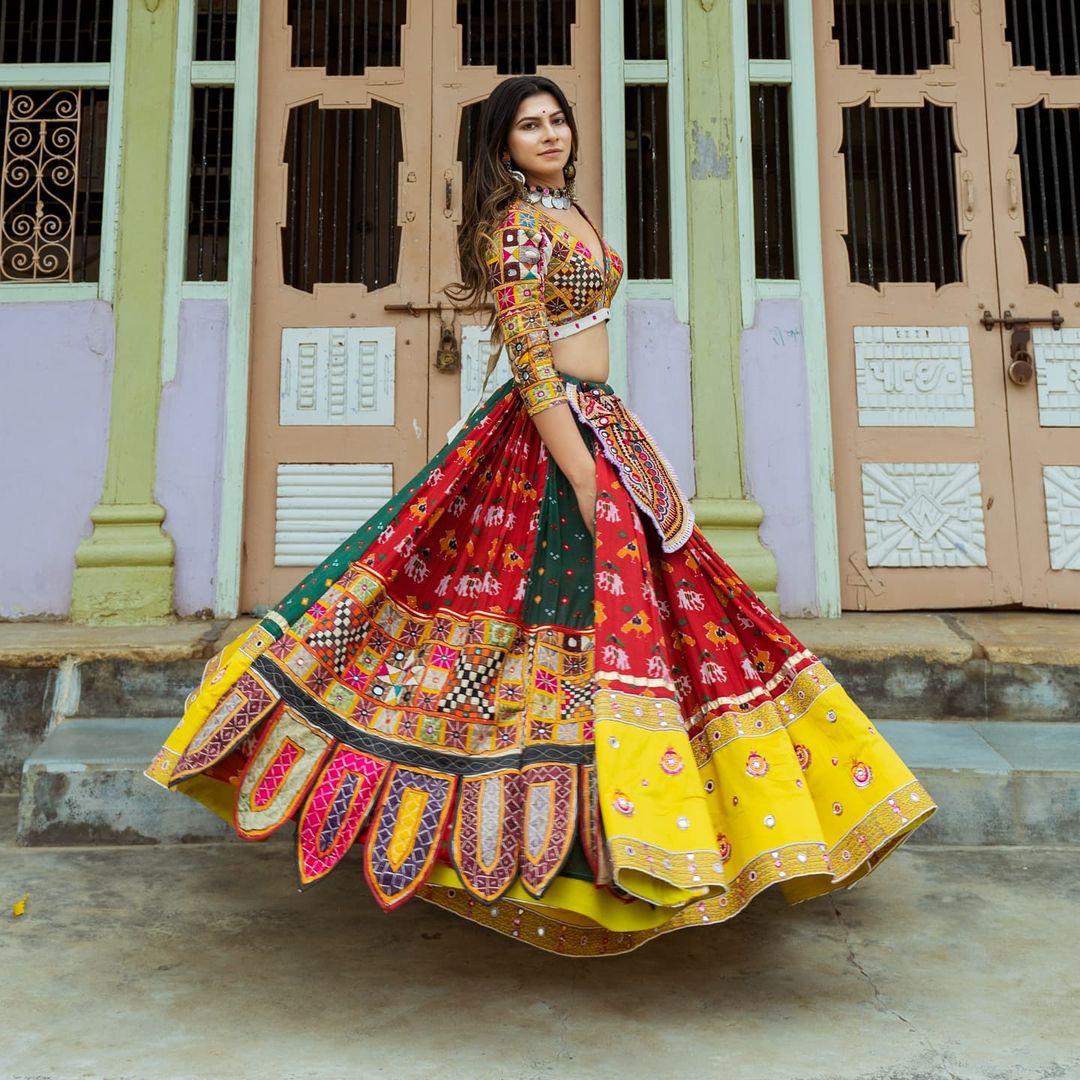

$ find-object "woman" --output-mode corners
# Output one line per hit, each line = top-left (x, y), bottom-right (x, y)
(146, 76), (936, 957)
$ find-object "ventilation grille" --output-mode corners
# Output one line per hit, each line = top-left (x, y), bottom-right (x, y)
(275, 463), (394, 567)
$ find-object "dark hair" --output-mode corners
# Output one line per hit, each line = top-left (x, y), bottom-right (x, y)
(443, 75), (578, 346)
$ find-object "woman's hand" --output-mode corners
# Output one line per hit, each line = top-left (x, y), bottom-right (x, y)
(528, 399), (596, 536)
(574, 478), (597, 538)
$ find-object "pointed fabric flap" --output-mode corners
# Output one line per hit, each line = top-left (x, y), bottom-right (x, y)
(363, 765), (458, 911)
(234, 707), (333, 840)
(520, 762), (578, 898)
(170, 671), (279, 785)
(565, 381), (694, 553)
(297, 746), (391, 887)
(451, 770), (524, 903)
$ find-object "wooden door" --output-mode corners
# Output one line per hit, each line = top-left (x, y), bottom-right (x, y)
(979, 1), (1080, 607)
(815, 1), (1024, 609)
(241, 2), (604, 611)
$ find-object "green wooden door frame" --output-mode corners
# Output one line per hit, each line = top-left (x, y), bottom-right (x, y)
(70, 0), (181, 624)
(683, 0), (780, 613)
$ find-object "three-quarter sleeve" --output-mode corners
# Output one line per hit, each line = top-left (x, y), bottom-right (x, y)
(484, 206), (568, 417)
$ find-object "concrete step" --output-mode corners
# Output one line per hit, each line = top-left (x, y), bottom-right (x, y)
(877, 720), (1080, 846)
(0, 619), (229, 795)
(791, 611), (1080, 723)
(17, 717), (234, 846)
(4, 614), (1079, 797)
(16, 716), (1080, 847)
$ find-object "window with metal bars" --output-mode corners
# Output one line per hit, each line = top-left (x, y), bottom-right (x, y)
(751, 84), (794, 279)
(0, 0), (113, 285)
(838, 99), (962, 288)
(287, 0), (407, 75)
(747, 0), (796, 280)
(456, 0), (576, 72)
(748, 0), (787, 60)
(281, 99), (404, 293)
(0, 88), (110, 283)
(831, 0), (953, 75)
(0, 0), (113, 63)
(195, 0), (237, 62)
(1014, 101), (1080, 288)
(624, 0), (665, 60)
(623, 1), (673, 281)
(186, 87), (234, 282)
(624, 84), (671, 280)
(1004, 0), (1080, 78)
(182, 1), (238, 283)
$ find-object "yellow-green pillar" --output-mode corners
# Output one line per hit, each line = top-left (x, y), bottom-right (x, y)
(684, 0), (778, 613)
(71, 0), (179, 623)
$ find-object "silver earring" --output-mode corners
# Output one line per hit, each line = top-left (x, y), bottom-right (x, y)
(503, 157), (527, 190)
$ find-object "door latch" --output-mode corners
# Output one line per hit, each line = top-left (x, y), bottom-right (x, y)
(980, 308), (1064, 331)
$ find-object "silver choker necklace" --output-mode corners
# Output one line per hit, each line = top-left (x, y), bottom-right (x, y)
(524, 183), (572, 210)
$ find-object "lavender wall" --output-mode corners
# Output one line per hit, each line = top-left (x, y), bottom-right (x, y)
(155, 299), (228, 616)
(625, 298), (696, 499)
(739, 297), (819, 615)
(0, 301), (114, 618)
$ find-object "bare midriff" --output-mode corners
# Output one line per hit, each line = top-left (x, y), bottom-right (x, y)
(551, 321), (610, 384)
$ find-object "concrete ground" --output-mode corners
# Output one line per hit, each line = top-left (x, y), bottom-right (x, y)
(0, 798), (1076, 1080)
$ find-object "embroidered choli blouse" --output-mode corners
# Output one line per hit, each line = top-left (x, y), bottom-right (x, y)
(484, 198), (625, 416)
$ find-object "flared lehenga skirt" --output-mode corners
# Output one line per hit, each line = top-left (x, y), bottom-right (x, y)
(146, 373), (937, 957)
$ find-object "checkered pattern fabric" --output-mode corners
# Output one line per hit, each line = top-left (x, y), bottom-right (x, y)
(305, 596), (368, 674)
(437, 646), (502, 723)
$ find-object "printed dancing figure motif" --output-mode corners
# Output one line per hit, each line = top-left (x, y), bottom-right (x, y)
(145, 75), (937, 957)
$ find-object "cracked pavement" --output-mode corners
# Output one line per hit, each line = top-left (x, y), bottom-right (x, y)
(1, 795), (1077, 1080)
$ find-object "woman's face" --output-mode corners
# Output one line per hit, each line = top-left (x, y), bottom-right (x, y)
(503, 91), (572, 189)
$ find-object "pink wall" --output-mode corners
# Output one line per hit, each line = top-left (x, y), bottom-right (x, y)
(155, 299), (229, 616)
(740, 297), (820, 616)
(0, 301), (114, 617)
(626, 298), (696, 499)
(0, 297), (229, 619)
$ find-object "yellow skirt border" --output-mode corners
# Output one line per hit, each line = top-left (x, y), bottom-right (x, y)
(417, 777), (936, 957)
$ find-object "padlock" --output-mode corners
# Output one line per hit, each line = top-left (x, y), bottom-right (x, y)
(1007, 351), (1034, 385)
(1007, 326), (1035, 385)
(435, 324), (460, 373)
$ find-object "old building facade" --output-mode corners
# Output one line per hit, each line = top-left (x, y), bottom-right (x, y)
(1, 0), (1077, 622)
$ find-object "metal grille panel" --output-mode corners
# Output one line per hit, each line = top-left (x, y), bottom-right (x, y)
(1005, 0), (1080, 77)
(624, 0), (666, 61)
(187, 86), (234, 282)
(832, 0), (952, 74)
(0, 0), (113, 63)
(282, 100), (403, 293)
(1014, 102), (1080, 288)
(624, 84), (670, 280)
(287, 0), (406, 74)
(456, 0), (576, 72)
(1, 88), (108, 282)
(840, 99), (962, 288)
(457, 101), (484, 204)
(751, 84), (794, 279)
(195, 0), (237, 63)
(748, 0), (787, 60)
